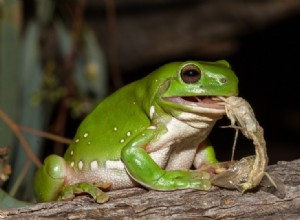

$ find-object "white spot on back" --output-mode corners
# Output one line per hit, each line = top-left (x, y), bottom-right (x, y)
(105, 160), (125, 170)
(150, 105), (155, 119)
(75, 139), (79, 143)
(70, 150), (74, 156)
(114, 127), (118, 131)
(147, 125), (157, 130)
(70, 161), (74, 167)
(90, 161), (98, 171)
(120, 139), (125, 143)
(78, 161), (83, 170)
(83, 133), (89, 138)
(127, 131), (131, 137)
(88, 141), (91, 145)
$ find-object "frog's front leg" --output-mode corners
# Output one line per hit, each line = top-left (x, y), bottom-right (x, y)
(34, 155), (110, 203)
(193, 139), (234, 174)
(121, 127), (211, 191)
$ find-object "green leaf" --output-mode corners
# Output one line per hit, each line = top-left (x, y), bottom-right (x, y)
(0, 0), (21, 150)
(0, 188), (30, 209)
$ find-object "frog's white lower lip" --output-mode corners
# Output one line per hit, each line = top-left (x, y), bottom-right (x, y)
(164, 96), (225, 110)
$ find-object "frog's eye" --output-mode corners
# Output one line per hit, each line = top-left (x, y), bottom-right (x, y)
(180, 64), (201, 84)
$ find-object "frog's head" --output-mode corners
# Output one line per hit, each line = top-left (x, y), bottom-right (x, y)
(151, 60), (238, 117)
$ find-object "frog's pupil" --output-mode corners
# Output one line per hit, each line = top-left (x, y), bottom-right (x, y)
(186, 70), (198, 77)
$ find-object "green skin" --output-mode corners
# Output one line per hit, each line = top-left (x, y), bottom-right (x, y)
(34, 60), (238, 203)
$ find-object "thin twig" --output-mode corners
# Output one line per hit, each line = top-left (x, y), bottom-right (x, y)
(51, 0), (87, 155)
(20, 126), (72, 145)
(105, 0), (123, 89)
(0, 109), (41, 167)
(9, 159), (31, 196)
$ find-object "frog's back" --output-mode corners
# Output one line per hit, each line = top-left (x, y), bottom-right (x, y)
(64, 81), (151, 171)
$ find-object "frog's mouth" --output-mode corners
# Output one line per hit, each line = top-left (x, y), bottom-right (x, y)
(164, 96), (225, 110)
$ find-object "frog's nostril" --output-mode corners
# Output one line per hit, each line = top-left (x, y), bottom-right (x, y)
(220, 77), (227, 84)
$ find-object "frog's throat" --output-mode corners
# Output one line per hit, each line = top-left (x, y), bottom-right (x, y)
(164, 96), (225, 110)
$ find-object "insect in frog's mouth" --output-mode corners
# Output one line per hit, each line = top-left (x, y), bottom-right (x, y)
(164, 96), (225, 110)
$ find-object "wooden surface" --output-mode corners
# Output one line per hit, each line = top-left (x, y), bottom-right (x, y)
(1, 159), (300, 219)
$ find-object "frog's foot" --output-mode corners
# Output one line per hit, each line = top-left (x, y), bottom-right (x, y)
(58, 182), (112, 204)
(151, 170), (212, 191)
(197, 161), (236, 174)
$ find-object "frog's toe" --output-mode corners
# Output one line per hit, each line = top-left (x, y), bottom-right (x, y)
(154, 170), (212, 191)
(59, 182), (111, 204)
(188, 178), (211, 190)
(197, 161), (236, 174)
(175, 171), (212, 190)
(189, 171), (212, 190)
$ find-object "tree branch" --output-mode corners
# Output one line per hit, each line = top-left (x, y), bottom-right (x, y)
(1, 159), (300, 219)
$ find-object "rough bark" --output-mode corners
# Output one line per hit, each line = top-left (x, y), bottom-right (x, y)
(1, 159), (300, 219)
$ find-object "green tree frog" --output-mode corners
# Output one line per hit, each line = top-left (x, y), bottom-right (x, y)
(34, 60), (238, 203)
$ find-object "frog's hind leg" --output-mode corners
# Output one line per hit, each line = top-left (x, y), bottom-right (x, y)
(34, 154), (111, 203)
(59, 182), (111, 203)
(193, 139), (234, 174)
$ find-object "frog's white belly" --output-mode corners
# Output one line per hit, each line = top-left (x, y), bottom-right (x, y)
(148, 112), (217, 170)
(68, 112), (220, 189)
